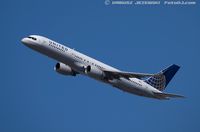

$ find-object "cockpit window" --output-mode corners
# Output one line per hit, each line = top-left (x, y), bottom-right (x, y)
(28, 36), (37, 40)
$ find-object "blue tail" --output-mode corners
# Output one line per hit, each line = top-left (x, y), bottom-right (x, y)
(145, 64), (180, 91)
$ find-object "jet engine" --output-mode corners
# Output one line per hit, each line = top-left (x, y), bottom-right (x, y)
(73, 62), (106, 79)
(85, 65), (105, 79)
(54, 62), (76, 76)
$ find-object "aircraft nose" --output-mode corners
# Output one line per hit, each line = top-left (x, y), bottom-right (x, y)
(21, 38), (28, 44)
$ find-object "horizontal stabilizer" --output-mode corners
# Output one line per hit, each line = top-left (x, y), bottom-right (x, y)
(154, 92), (185, 100)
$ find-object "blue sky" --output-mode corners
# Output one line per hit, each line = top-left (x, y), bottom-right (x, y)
(1, 0), (200, 132)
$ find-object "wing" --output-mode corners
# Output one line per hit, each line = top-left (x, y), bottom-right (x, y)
(103, 70), (154, 79)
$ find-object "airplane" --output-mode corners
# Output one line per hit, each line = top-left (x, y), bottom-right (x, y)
(21, 35), (184, 100)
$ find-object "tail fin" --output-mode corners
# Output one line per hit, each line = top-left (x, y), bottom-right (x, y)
(145, 64), (180, 91)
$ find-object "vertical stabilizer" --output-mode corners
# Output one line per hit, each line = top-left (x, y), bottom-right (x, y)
(145, 64), (180, 91)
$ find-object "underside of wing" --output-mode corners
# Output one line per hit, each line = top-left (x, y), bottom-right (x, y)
(103, 70), (154, 79)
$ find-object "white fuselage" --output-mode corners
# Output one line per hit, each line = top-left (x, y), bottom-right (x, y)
(21, 35), (161, 98)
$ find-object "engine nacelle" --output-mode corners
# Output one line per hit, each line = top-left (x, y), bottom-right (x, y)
(86, 65), (105, 79)
(73, 62), (88, 73)
(54, 63), (76, 76)
(72, 62), (105, 79)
